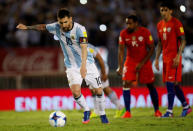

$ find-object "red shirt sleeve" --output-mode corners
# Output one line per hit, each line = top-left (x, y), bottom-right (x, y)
(175, 19), (185, 37)
(144, 28), (154, 45)
(119, 30), (126, 45)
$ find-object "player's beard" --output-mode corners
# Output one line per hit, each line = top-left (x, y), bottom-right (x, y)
(62, 27), (70, 32)
(127, 28), (134, 33)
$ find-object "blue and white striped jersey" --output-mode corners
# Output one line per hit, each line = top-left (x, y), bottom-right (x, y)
(87, 44), (109, 74)
(46, 22), (94, 68)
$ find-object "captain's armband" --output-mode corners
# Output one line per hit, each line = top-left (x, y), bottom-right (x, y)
(79, 37), (88, 44)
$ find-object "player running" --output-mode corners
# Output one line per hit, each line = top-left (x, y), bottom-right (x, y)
(16, 8), (109, 124)
(117, 14), (162, 118)
(155, 2), (192, 117)
(87, 44), (125, 118)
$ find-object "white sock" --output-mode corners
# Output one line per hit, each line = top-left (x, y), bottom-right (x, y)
(166, 109), (173, 113)
(183, 105), (190, 110)
(74, 94), (90, 111)
(108, 91), (123, 110)
(96, 93), (106, 115)
(93, 95), (99, 114)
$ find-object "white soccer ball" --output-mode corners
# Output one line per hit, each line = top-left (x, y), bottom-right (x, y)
(49, 111), (67, 127)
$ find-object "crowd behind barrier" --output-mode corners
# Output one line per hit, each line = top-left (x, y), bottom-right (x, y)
(0, 45), (193, 89)
(0, 0), (193, 90)
(0, 0), (193, 70)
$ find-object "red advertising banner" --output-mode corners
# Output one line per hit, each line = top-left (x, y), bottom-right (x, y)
(0, 87), (193, 111)
(0, 48), (62, 73)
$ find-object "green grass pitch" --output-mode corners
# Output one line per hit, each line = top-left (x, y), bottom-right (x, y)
(0, 107), (192, 131)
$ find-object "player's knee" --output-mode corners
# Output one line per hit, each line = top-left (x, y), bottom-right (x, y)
(95, 87), (103, 96)
(70, 85), (81, 97)
(71, 89), (81, 98)
(91, 89), (96, 96)
(72, 92), (81, 98)
(146, 83), (154, 89)
(103, 87), (112, 96)
(174, 82), (179, 86)
(123, 81), (132, 88)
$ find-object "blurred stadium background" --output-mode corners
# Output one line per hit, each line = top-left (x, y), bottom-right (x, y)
(0, 0), (193, 111)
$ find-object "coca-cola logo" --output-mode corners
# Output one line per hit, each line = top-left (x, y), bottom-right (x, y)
(2, 51), (56, 72)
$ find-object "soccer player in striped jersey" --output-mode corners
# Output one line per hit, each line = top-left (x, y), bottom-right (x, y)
(155, 2), (192, 117)
(87, 44), (125, 118)
(16, 8), (109, 124)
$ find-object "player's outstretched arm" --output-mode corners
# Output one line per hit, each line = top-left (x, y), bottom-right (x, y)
(16, 23), (46, 31)
(155, 39), (162, 71)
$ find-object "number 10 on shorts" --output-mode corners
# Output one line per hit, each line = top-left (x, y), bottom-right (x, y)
(95, 77), (102, 86)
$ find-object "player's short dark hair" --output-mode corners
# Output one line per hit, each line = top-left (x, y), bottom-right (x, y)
(126, 14), (139, 23)
(160, 1), (175, 10)
(57, 8), (71, 19)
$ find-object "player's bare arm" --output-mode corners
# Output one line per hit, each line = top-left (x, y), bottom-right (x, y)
(136, 43), (155, 72)
(116, 44), (125, 75)
(155, 39), (162, 71)
(80, 43), (87, 79)
(173, 35), (186, 67)
(95, 53), (107, 81)
(16, 24), (46, 31)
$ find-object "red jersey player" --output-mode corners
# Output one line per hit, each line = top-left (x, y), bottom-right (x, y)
(155, 2), (192, 117)
(117, 14), (162, 118)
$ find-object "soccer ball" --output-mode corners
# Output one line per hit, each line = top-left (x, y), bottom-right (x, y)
(49, 111), (67, 127)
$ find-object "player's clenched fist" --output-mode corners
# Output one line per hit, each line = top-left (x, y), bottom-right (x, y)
(116, 67), (123, 76)
(16, 24), (27, 30)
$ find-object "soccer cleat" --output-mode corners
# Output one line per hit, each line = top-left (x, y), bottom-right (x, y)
(161, 111), (173, 118)
(100, 115), (109, 124)
(121, 111), (131, 118)
(90, 112), (99, 118)
(154, 110), (162, 117)
(114, 108), (126, 118)
(82, 111), (91, 124)
(181, 107), (192, 117)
